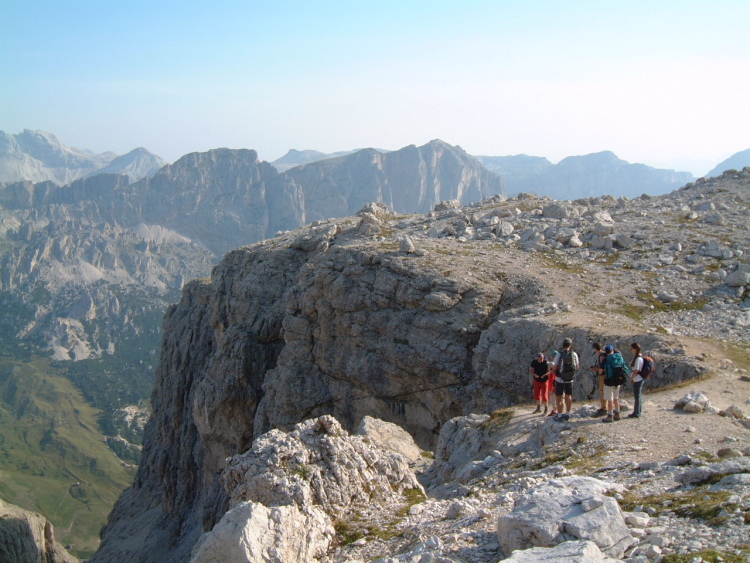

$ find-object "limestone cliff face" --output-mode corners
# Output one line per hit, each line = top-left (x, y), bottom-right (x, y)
(130, 148), (306, 256)
(92, 202), (704, 562)
(286, 140), (505, 220)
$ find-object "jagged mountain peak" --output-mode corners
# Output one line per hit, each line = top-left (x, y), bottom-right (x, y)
(0, 129), (160, 185)
(164, 147), (260, 170)
(85, 147), (166, 182)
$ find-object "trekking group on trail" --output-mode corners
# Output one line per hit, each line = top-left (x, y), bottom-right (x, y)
(529, 337), (654, 422)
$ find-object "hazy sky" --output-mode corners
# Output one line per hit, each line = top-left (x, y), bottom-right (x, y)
(2, 1), (748, 175)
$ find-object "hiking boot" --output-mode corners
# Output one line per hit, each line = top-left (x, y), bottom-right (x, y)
(542, 406), (548, 415)
(613, 412), (621, 421)
(547, 410), (557, 417)
(592, 408), (607, 418)
(627, 413), (640, 418)
(561, 413), (570, 421)
(602, 415), (613, 423)
(533, 405), (541, 414)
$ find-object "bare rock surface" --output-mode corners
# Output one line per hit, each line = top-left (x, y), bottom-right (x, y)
(189, 501), (333, 563)
(496, 476), (633, 558)
(221, 415), (422, 514)
(93, 170), (750, 562)
(0, 499), (78, 563)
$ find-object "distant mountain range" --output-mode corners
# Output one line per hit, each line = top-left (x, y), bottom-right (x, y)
(0, 130), (166, 185)
(1, 130), (747, 556)
(0, 139), (503, 365)
(476, 151), (694, 199)
(6, 129), (748, 200)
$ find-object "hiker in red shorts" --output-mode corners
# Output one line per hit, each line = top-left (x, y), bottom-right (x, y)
(529, 352), (550, 415)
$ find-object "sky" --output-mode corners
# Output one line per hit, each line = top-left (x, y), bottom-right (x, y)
(1, 1), (748, 176)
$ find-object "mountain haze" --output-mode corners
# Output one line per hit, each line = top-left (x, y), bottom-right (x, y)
(0, 139), (505, 368)
(0, 129), (165, 186)
(287, 140), (504, 219)
(707, 148), (750, 177)
(271, 148), (360, 172)
(477, 151), (694, 198)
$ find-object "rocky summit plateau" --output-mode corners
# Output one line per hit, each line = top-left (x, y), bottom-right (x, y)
(79, 168), (750, 562)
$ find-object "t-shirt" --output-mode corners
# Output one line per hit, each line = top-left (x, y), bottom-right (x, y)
(632, 355), (644, 383)
(530, 359), (549, 378)
(554, 349), (579, 380)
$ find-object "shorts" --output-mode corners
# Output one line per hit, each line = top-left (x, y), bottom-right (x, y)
(533, 380), (550, 402)
(603, 385), (620, 402)
(555, 379), (573, 396)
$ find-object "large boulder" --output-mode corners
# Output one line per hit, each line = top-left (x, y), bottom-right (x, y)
(221, 415), (423, 515)
(355, 415), (423, 464)
(503, 540), (621, 562)
(189, 501), (333, 563)
(496, 476), (633, 559)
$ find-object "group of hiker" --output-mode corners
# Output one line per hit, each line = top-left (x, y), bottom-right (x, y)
(529, 337), (653, 422)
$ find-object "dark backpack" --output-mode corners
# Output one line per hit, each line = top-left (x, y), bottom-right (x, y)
(607, 353), (629, 386)
(641, 355), (655, 378)
(611, 365), (628, 386)
(559, 350), (576, 381)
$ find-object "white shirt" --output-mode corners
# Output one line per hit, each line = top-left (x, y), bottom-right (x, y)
(632, 355), (644, 383)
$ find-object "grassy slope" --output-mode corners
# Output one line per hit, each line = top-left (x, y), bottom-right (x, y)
(0, 355), (136, 559)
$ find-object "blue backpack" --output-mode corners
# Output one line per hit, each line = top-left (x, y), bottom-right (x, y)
(607, 353), (629, 386)
(641, 355), (655, 378)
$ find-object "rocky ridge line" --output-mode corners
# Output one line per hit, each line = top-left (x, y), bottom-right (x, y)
(91, 169), (749, 561)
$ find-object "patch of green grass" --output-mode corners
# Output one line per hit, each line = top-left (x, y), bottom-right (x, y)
(595, 252), (621, 265)
(691, 450), (718, 463)
(619, 487), (736, 526)
(291, 463), (311, 480)
(661, 549), (748, 563)
(377, 241), (399, 251)
(0, 355), (135, 559)
(333, 488), (425, 546)
(365, 523), (403, 541)
(722, 342), (750, 372)
(538, 254), (586, 274)
(334, 520), (363, 545)
(395, 487), (426, 518)
(620, 290), (712, 322)
(481, 408), (514, 432)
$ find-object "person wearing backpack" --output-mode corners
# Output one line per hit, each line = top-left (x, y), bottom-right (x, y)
(628, 342), (647, 418)
(602, 344), (629, 422)
(529, 352), (550, 415)
(552, 338), (579, 421)
(590, 342), (608, 417)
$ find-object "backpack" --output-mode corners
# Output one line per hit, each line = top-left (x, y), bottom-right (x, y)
(611, 365), (628, 386)
(559, 350), (577, 382)
(641, 355), (655, 378)
(607, 353), (629, 386)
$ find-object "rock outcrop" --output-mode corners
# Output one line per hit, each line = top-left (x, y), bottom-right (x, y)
(0, 499), (77, 563)
(91, 184), (722, 560)
(496, 476), (633, 558)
